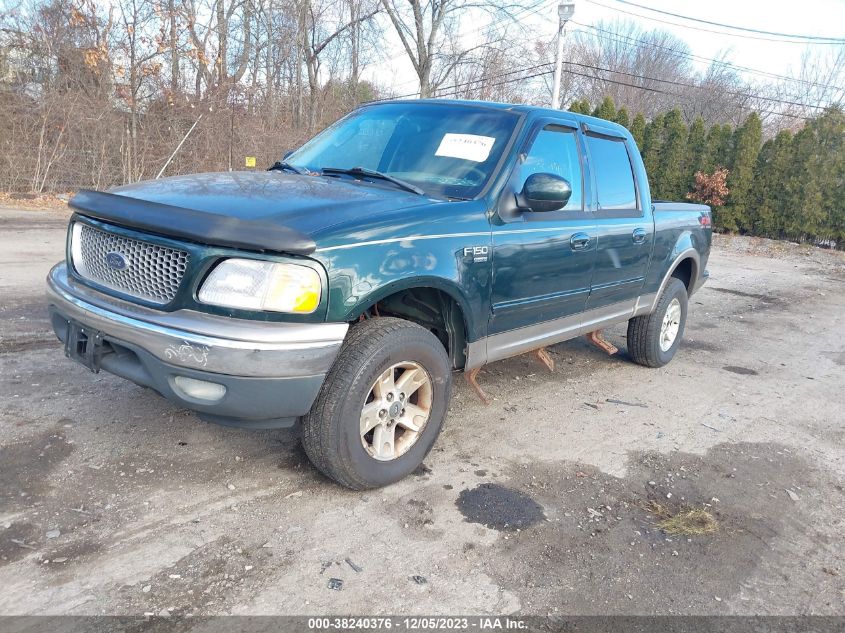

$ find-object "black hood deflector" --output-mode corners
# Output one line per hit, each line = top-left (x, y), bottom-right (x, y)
(69, 189), (317, 256)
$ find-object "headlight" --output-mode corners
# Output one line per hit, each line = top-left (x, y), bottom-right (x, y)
(198, 259), (321, 313)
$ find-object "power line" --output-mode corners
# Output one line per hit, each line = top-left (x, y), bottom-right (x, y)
(387, 18), (843, 106)
(419, 52), (828, 113)
(612, 0), (845, 43)
(571, 21), (844, 93)
(566, 60), (827, 110)
(382, 62), (556, 100)
(434, 68), (557, 99)
(373, 13), (832, 119)
(557, 65), (814, 120)
(585, 0), (845, 45)
(379, 60), (814, 120)
(385, 4), (844, 98)
(379, 0), (843, 102)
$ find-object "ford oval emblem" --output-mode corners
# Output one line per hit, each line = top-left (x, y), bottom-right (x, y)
(105, 252), (128, 271)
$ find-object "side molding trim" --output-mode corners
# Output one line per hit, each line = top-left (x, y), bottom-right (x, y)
(465, 299), (639, 369)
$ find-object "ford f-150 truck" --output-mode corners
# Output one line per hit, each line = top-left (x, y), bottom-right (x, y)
(47, 99), (711, 489)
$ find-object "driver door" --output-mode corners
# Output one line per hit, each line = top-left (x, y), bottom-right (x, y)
(489, 120), (597, 342)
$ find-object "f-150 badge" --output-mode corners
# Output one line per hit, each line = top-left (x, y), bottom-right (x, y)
(463, 246), (489, 263)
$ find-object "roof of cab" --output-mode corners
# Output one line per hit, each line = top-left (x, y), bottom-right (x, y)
(373, 98), (631, 137)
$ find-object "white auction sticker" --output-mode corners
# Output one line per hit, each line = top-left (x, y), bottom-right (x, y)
(434, 133), (496, 162)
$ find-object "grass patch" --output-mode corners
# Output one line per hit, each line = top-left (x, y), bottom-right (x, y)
(645, 501), (719, 536)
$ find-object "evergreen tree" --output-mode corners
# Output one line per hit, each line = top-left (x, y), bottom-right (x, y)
(614, 106), (630, 130)
(554, 101), (845, 249)
(655, 108), (688, 200)
(788, 107), (845, 245)
(789, 124), (825, 242)
(702, 123), (733, 173)
(827, 108), (845, 248)
(685, 117), (707, 190)
(750, 139), (776, 237)
(783, 125), (812, 242)
(701, 125), (719, 173)
(769, 130), (797, 238)
(568, 99), (591, 114)
(723, 113), (762, 233)
(751, 130), (793, 238)
(640, 114), (665, 195)
(630, 112), (646, 148)
(808, 108), (845, 247)
(714, 125), (734, 170)
(592, 96), (616, 121)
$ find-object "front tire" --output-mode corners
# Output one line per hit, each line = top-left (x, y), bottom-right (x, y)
(627, 277), (688, 368)
(301, 317), (452, 490)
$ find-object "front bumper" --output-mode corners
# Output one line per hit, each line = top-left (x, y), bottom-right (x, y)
(47, 263), (348, 428)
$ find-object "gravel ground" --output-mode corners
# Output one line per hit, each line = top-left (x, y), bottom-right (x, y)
(1, 206), (844, 616)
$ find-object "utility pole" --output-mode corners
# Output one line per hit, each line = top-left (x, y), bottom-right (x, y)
(551, 1), (576, 110)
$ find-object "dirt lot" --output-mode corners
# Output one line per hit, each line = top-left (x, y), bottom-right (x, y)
(1, 206), (844, 616)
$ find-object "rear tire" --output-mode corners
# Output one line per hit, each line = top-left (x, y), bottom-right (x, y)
(301, 317), (452, 490)
(627, 278), (688, 368)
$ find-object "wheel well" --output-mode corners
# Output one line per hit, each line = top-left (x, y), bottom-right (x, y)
(355, 288), (468, 370)
(670, 258), (696, 294)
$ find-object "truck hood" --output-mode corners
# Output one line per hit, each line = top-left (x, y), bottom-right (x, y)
(69, 171), (438, 255)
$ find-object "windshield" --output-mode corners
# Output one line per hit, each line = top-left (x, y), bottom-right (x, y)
(286, 102), (520, 199)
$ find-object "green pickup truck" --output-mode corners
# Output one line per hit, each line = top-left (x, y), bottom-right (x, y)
(47, 99), (711, 489)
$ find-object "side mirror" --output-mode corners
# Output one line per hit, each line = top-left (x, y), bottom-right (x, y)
(518, 173), (572, 213)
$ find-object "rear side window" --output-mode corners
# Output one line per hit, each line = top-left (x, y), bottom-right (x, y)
(516, 125), (583, 212)
(585, 134), (638, 214)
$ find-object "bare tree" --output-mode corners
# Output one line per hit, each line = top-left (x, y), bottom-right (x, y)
(299, 0), (377, 131)
(115, 0), (161, 180)
(379, 0), (535, 98)
(2, 0), (842, 196)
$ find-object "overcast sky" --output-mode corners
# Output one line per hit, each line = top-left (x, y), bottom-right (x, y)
(365, 0), (845, 98)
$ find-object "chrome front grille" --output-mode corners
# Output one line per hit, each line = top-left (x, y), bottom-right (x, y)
(70, 222), (190, 304)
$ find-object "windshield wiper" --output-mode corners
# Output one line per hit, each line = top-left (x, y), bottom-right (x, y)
(268, 160), (307, 175)
(321, 166), (425, 196)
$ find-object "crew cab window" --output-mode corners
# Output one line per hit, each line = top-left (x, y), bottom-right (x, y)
(585, 134), (639, 215)
(516, 125), (583, 212)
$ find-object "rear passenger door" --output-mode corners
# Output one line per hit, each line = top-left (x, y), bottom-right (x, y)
(583, 127), (653, 311)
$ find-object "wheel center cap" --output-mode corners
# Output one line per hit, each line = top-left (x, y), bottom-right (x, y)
(388, 402), (402, 418)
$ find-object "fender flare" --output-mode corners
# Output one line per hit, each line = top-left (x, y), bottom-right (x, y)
(642, 243), (700, 315)
(344, 275), (477, 339)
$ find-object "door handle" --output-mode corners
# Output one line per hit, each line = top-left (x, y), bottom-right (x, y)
(570, 233), (592, 251)
(632, 228), (647, 244)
